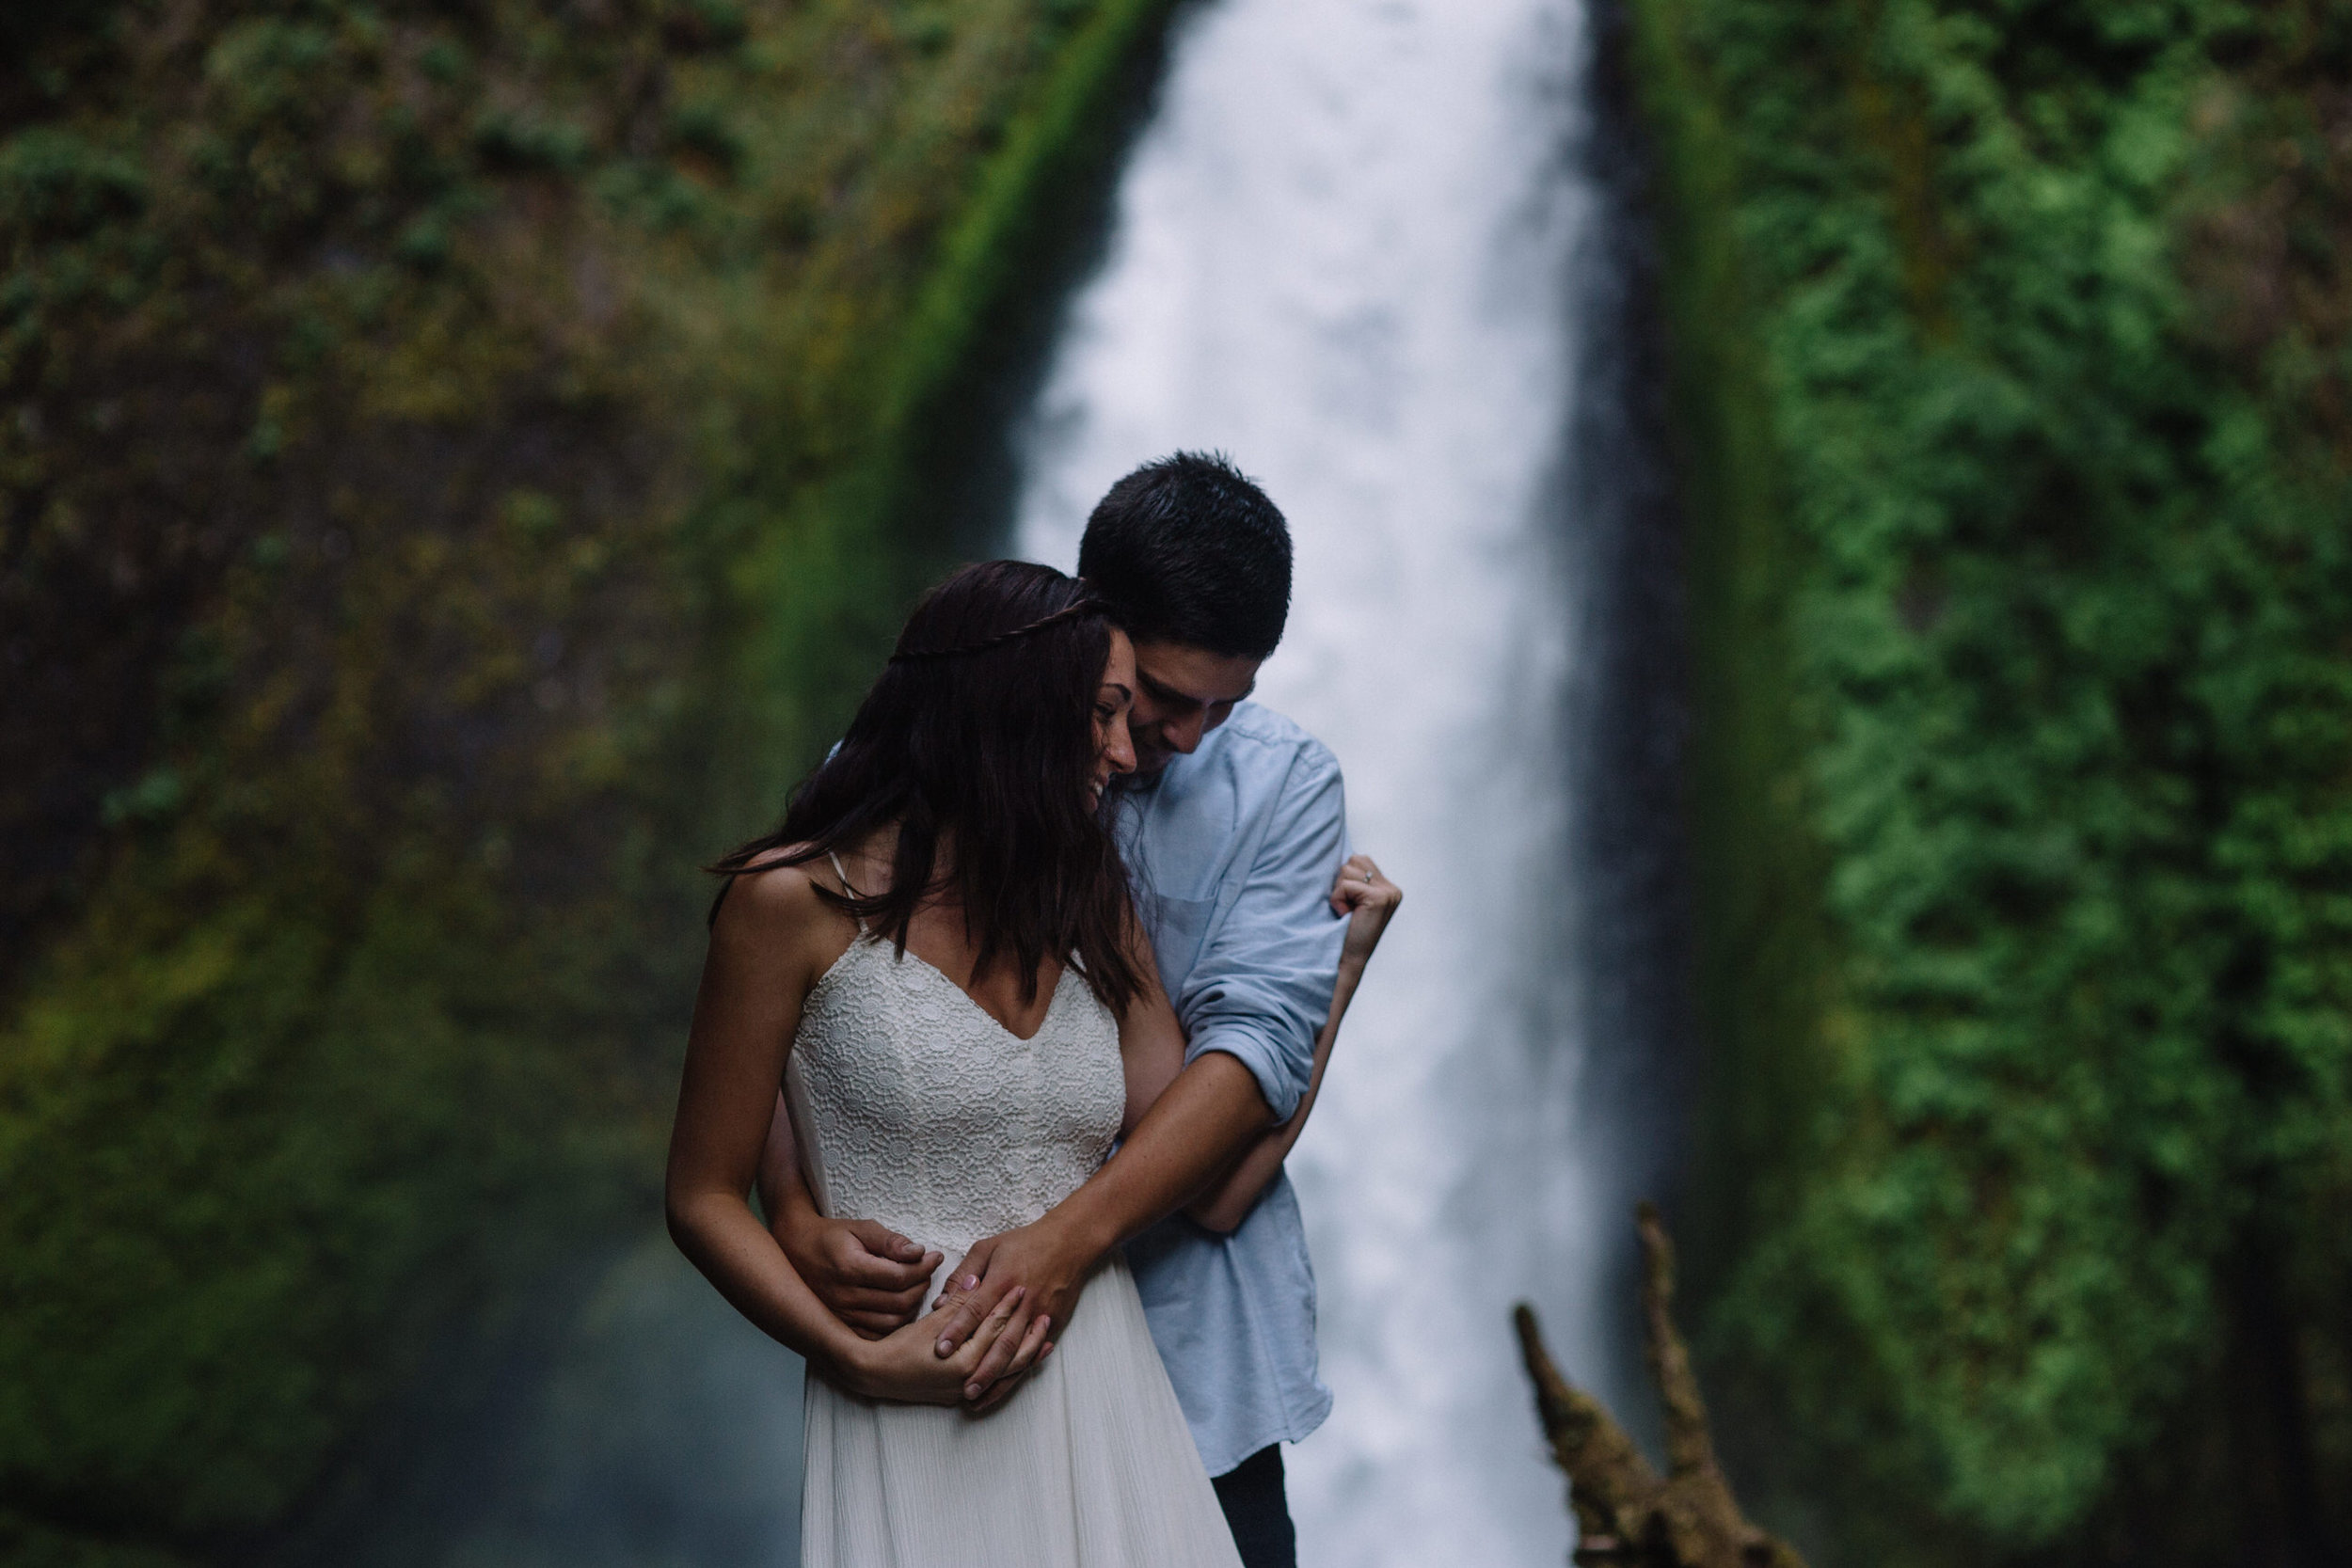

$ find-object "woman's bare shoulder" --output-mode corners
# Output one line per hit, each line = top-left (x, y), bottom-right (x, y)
(711, 847), (839, 945)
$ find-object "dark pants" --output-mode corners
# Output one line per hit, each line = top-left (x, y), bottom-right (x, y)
(1212, 1445), (1296, 1568)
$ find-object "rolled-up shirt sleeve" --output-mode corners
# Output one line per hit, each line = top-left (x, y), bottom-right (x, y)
(1171, 746), (1348, 1123)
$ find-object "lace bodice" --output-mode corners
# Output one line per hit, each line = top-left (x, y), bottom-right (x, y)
(783, 936), (1128, 1259)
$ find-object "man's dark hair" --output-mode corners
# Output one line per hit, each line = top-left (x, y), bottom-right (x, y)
(1076, 451), (1292, 658)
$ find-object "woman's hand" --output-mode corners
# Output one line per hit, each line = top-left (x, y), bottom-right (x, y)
(1330, 853), (1402, 963)
(834, 1285), (1051, 1406)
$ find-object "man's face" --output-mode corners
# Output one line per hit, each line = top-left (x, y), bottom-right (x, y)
(1126, 640), (1263, 778)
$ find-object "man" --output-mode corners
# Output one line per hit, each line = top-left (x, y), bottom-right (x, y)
(764, 452), (1395, 1567)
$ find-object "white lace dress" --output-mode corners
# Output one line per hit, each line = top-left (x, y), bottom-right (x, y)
(784, 927), (1242, 1568)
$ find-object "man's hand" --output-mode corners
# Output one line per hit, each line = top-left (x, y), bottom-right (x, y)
(759, 1091), (940, 1337)
(774, 1210), (940, 1339)
(1330, 852), (1402, 961)
(925, 1213), (1095, 1406)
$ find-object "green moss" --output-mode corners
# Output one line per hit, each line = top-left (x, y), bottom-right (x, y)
(0, 0), (1177, 1557)
(0, 1509), (190, 1568)
(1627, 0), (2352, 1560)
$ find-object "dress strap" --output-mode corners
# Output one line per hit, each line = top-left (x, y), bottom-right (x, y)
(824, 851), (870, 935)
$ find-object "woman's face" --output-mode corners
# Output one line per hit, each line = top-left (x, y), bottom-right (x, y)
(1089, 627), (1139, 810)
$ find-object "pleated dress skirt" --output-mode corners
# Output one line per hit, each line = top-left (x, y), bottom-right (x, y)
(800, 1258), (1241, 1568)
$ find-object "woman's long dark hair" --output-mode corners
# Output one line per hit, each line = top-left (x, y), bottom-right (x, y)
(709, 560), (1142, 1015)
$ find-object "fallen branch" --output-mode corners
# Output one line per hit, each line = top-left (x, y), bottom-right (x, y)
(1514, 1202), (1804, 1568)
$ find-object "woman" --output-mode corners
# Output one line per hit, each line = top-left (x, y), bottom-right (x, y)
(665, 561), (1243, 1566)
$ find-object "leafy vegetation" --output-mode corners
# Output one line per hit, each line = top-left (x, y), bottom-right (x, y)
(1625, 0), (2352, 1560)
(0, 1), (1173, 1560)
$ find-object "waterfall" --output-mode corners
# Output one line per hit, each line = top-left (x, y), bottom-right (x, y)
(1009, 1), (1677, 1561)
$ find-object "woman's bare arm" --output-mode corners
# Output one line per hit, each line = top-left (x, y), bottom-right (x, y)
(665, 863), (1026, 1403)
(666, 867), (870, 1369)
(1184, 854), (1402, 1233)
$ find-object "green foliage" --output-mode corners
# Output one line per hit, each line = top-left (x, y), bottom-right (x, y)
(1629, 0), (2352, 1560)
(0, 0), (1173, 1560)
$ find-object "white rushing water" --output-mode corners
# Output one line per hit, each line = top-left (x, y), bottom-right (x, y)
(1011, 1), (1622, 1561)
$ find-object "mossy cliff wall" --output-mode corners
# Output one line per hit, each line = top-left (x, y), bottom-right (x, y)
(0, 2), (1174, 1561)
(1621, 0), (2352, 1562)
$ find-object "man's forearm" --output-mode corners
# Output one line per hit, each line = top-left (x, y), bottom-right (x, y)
(1186, 946), (1368, 1231)
(1049, 1050), (1272, 1259)
(1185, 1029), (1334, 1233)
(926, 1041), (1275, 1376)
(755, 1090), (814, 1237)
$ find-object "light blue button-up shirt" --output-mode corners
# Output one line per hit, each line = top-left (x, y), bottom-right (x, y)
(1115, 701), (1348, 1479)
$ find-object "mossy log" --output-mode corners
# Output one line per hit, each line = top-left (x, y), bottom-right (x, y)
(1514, 1203), (1804, 1568)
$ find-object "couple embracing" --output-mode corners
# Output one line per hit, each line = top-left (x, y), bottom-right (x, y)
(666, 454), (1401, 1568)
